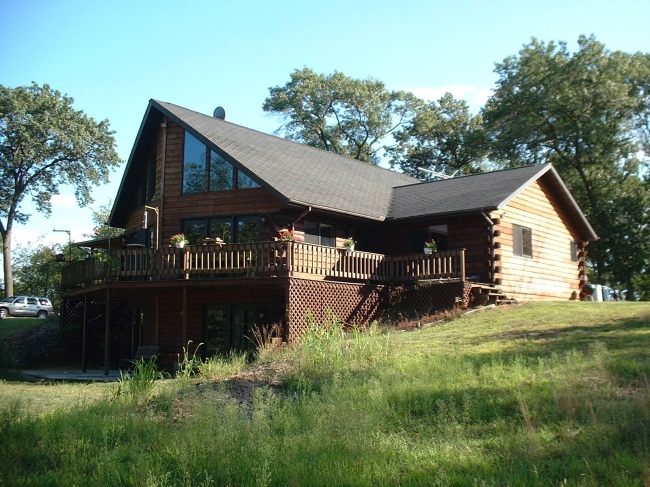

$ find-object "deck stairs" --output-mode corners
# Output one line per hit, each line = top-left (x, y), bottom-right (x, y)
(471, 284), (516, 306)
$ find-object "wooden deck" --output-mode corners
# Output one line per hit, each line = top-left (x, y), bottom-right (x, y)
(61, 241), (465, 291)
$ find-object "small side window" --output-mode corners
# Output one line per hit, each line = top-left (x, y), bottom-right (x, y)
(571, 241), (579, 262)
(513, 224), (533, 258)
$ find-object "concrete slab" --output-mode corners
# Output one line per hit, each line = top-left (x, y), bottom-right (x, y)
(22, 369), (123, 382)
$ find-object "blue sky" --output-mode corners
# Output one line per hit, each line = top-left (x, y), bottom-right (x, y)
(2, 0), (649, 249)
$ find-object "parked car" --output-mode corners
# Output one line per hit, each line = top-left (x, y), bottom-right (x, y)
(0, 296), (54, 319)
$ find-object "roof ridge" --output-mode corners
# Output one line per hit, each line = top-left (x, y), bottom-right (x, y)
(392, 164), (548, 189)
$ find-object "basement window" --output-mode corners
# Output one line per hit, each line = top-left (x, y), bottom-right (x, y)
(513, 224), (533, 258)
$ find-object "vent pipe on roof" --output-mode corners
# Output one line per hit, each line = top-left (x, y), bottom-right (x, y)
(213, 106), (226, 120)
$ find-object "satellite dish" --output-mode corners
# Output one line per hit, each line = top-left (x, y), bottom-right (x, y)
(213, 106), (226, 120)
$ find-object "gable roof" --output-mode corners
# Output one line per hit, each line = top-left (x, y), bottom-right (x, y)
(112, 100), (596, 242)
(111, 100), (418, 225)
(388, 164), (597, 241)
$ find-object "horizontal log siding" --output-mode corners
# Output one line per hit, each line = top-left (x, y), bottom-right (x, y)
(447, 215), (491, 282)
(497, 181), (581, 301)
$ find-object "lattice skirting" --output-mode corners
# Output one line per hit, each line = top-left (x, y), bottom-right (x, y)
(286, 278), (472, 340)
(388, 281), (473, 318)
(286, 278), (388, 340)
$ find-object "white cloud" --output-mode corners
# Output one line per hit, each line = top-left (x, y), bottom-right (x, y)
(405, 85), (493, 112)
(51, 194), (79, 209)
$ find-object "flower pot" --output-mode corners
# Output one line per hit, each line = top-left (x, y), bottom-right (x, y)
(175, 241), (186, 249)
(344, 244), (355, 254)
(423, 247), (432, 255)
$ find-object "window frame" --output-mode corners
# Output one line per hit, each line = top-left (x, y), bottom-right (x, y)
(513, 224), (533, 258)
(182, 130), (260, 194)
(304, 220), (336, 247)
(181, 215), (261, 245)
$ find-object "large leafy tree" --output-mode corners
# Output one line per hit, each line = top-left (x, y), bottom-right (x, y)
(0, 83), (121, 296)
(483, 35), (650, 298)
(263, 68), (418, 164)
(83, 201), (124, 240)
(389, 93), (492, 179)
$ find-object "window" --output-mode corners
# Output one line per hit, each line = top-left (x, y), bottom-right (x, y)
(304, 221), (335, 247)
(513, 224), (533, 258)
(204, 304), (258, 357)
(237, 170), (260, 189)
(571, 241), (579, 262)
(182, 131), (260, 194)
(138, 147), (157, 205)
(182, 216), (259, 245)
(183, 132), (207, 193)
(209, 151), (233, 191)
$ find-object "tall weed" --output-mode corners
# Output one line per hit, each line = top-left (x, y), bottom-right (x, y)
(114, 357), (166, 404)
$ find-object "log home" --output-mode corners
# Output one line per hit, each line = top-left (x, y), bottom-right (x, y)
(60, 100), (597, 371)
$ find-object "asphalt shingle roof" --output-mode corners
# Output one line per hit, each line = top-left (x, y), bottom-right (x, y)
(112, 100), (596, 241)
(388, 165), (550, 219)
(154, 100), (418, 220)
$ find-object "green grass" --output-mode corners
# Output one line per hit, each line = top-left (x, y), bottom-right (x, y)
(1, 302), (649, 486)
(0, 316), (58, 340)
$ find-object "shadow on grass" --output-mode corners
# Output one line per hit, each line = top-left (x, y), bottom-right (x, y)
(466, 314), (650, 379)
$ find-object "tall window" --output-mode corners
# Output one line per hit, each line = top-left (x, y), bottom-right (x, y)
(209, 151), (233, 191)
(513, 224), (533, 258)
(182, 131), (259, 194)
(304, 221), (335, 247)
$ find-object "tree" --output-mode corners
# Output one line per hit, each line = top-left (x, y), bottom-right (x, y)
(263, 68), (418, 164)
(0, 83), (121, 296)
(389, 93), (492, 179)
(483, 35), (650, 298)
(83, 201), (124, 240)
(12, 240), (86, 309)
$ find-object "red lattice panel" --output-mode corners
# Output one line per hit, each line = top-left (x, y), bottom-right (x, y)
(287, 278), (388, 340)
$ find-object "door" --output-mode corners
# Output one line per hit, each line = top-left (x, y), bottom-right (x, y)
(204, 304), (258, 357)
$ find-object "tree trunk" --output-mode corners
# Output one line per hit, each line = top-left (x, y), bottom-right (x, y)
(626, 277), (636, 301)
(2, 228), (12, 297)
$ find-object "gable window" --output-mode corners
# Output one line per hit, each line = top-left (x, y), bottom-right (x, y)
(183, 132), (207, 193)
(209, 151), (233, 191)
(182, 130), (260, 194)
(513, 224), (533, 258)
(304, 220), (335, 247)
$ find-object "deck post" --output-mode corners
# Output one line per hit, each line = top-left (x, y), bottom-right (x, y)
(460, 248), (466, 281)
(182, 285), (187, 346)
(104, 287), (111, 375)
(81, 293), (88, 373)
(286, 241), (293, 276)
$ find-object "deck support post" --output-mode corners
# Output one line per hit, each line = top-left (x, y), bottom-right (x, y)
(104, 287), (111, 375)
(82, 293), (88, 373)
(182, 286), (187, 346)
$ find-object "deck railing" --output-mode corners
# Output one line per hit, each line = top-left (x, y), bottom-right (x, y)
(61, 241), (465, 290)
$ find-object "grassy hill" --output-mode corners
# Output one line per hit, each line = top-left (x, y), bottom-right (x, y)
(1, 302), (649, 486)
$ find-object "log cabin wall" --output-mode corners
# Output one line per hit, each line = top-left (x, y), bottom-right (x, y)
(496, 179), (582, 301)
(133, 284), (287, 366)
(378, 214), (492, 280)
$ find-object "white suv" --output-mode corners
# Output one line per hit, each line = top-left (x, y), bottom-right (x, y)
(0, 296), (54, 319)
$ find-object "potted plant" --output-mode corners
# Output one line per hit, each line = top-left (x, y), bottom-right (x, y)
(277, 230), (302, 252)
(343, 238), (356, 254)
(423, 240), (437, 255)
(170, 233), (187, 248)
